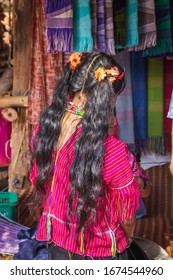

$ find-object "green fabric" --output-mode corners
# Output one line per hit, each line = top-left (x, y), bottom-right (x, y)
(143, 0), (173, 57)
(126, 0), (138, 47)
(114, 0), (138, 49)
(114, 1), (126, 49)
(73, 0), (93, 52)
(147, 58), (164, 152)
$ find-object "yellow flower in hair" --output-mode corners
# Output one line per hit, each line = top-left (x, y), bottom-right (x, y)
(94, 67), (107, 82)
(69, 52), (82, 71)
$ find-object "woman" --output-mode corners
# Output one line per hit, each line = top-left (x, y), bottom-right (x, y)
(167, 91), (173, 175)
(30, 52), (140, 260)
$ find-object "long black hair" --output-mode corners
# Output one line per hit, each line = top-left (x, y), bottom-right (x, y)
(31, 52), (125, 230)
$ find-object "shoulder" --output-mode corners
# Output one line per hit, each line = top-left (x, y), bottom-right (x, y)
(104, 134), (128, 155)
(103, 135), (134, 188)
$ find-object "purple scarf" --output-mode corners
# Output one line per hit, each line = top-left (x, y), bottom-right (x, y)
(45, 0), (73, 53)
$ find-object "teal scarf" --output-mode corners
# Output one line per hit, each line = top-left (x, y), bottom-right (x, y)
(73, 0), (93, 52)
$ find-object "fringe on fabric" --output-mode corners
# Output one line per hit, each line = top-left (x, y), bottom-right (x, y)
(143, 38), (173, 57)
(47, 28), (73, 53)
(90, 0), (98, 51)
(147, 136), (165, 154)
(45, 0), (73, 53)
(128, 0), (157, 52)
(104, 0), (116, 55)
(113, 0), (126, 49)
(97, 0), (106, 52)
(143, 0), (173, 57)
(125, 0), (139, 48)
(73, 0), (93, 52)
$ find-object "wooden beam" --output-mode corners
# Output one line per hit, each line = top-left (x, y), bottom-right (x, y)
(8, 0), (33, 192)
(13, 0), (33, 95)
(0, 96), (28, 108)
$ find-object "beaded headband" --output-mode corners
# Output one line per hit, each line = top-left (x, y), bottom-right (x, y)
(68, 52), (124, 83)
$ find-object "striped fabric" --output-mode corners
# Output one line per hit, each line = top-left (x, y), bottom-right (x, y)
(131, 51), (147, 152)
(129, 0), (157, 52)
(126, 0), (139, 48)
(164, 58), (173, 152)
(116, 51), (135, 148)
(104, 0), (115, 55)
(73, 0), (93, 52)
(45, 0), (73, 53)
(90, 0), (98, 51)
(97, 0), (106, 52)
(143, 0), (173, 57)
(134, 163), (173, 252)
(147, 58), (164, 153)
(30, 126), (140, 257)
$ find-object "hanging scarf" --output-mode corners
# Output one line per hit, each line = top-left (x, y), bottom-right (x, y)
(116, 51), (135, 150)
(147, 58), (164, 153)
(113, 0), (126, 49)
(29, 0), (63, 132)
(114, 0), (138, 49)
(45, 0), (73, 53)
(143, 0), (173, 57)
(129, 0), (157, 52)
(96, 0), (106, 52)
(73, 0), (93, 52)
(163, 58), (173, 152)
(131, 52), (147, 152)
(104, 0), (115, 55)
(126, 0), (139, 48)
(90, 0), (98, 51)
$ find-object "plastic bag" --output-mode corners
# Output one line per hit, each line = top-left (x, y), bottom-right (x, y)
(0, 108), (12, 166)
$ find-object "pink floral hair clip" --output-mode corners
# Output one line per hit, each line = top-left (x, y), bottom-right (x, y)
(68, 52), (82, 71)
(94, 66), (124, 83)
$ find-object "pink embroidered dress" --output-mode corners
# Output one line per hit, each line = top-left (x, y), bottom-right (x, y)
(30, 126), (140, 257)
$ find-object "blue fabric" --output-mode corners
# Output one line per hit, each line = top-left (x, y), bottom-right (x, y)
(136, 198), (147, 219)
(131, 51), (147, 152)
(13, 227), (48, 260)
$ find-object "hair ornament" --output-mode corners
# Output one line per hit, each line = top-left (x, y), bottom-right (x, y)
(68, 52), (82, 71)
(94, 66), (124, 83)
(94, 67), (107, 82)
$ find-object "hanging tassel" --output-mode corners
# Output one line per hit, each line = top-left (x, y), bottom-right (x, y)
(109, 229), (117, 257)
(46, 214), (52, 241)
(80, 227), (85, 254)
(109, 230), (117, 257)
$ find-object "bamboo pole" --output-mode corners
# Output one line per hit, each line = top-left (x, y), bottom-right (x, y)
(0, 96), (28, 108)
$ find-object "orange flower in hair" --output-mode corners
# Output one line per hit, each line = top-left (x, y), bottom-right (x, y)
(94, 67), (107, 82)
(106, 67), (120, 83)
(68, 52), (82, 71)
(94, 66), (124, 83)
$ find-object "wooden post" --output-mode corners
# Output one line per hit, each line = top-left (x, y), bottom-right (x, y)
(8, 0), (33, 192)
